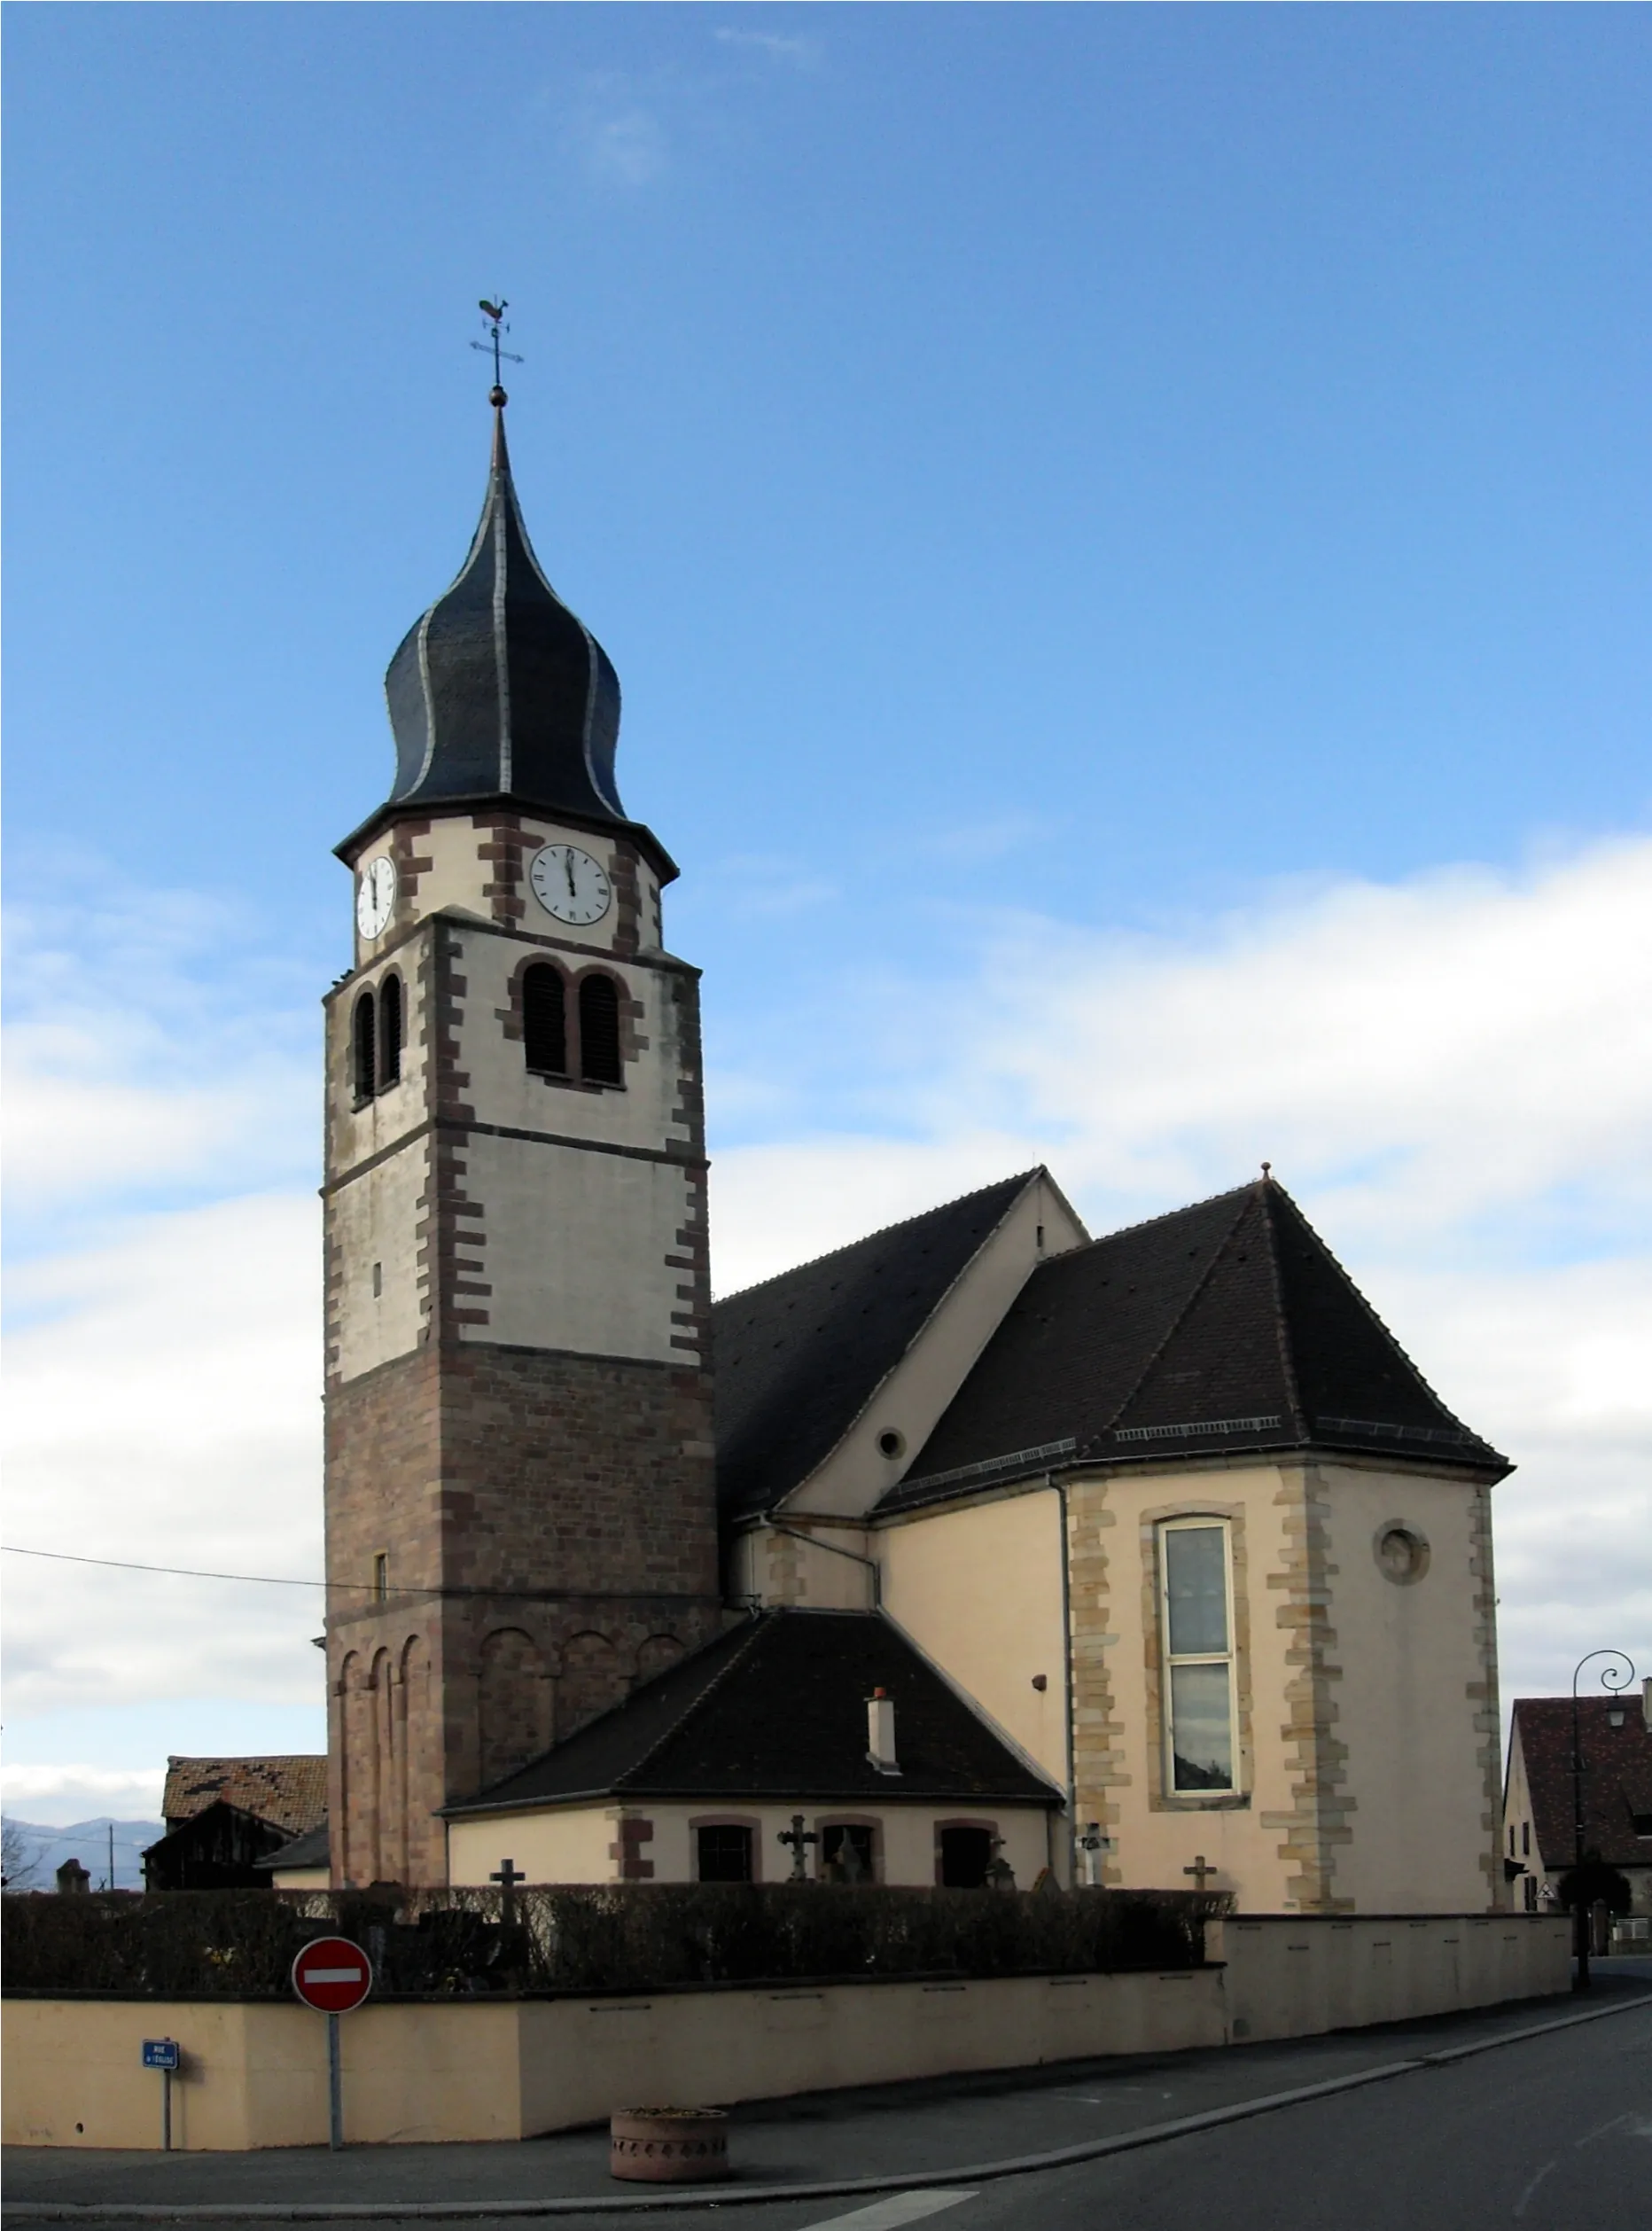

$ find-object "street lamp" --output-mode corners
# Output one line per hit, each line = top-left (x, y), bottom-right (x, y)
(1570, 1648), (1636, 1993)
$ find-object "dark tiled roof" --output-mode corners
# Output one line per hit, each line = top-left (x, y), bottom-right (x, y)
(713, 1173), (1040, 1519)
(382, 405), (627, 831)
(884, 1179), (1505, 1511)
(447, 1609), (1060, 1814)
(254, 1821), (332, 1874)
(161, 1756), (328, 1837)
(1513, 1697), (1652, 1871)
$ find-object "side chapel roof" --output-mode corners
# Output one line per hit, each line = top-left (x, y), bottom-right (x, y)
(1511, 1697), (1652, 1872)
(881, 1175), (1508, 1512)
(446, 1609), (1060, 1816)
(160, 1755), (328, 1838)
(712, 1173), (1041, 1520)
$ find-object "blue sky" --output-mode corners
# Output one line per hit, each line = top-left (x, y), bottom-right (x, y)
(4, 4), (1649, 1821)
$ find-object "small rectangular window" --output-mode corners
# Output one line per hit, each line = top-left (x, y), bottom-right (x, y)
(371, 1262), (383, 1298)
(821, 1823), (876, 1884)
(1159, 1520), (1237, 1794)
(1523, 1821), (1531, 1856)
(696, 1824), (752, 1882)
(372, 1552), (388, 1603)
(1508, 1826), (1516, 1856)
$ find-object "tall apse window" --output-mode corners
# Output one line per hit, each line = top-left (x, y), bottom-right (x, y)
(352, 989), (377, 1105)
(522, 963), (567, 1075)
(579, 972), (623, 1085)
(378, 973), (403, 1088)
(1158, 1519), (1238, 1794)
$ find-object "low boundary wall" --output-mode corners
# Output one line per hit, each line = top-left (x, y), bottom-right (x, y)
(3, 1913), (1570, 2151)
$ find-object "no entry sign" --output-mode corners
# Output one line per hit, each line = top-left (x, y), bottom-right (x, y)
(291, 1936), (373, 2015)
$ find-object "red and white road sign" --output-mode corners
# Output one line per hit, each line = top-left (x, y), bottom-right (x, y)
(291, 1936), (373, 2014)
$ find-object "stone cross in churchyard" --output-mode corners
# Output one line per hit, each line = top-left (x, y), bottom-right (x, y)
(1182, 1854), (1218, 1892)
(491, 1857), (526, 1924)
(777, 1815), (819, 1882)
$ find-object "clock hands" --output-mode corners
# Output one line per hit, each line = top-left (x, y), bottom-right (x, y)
(565, 849), (577, 899)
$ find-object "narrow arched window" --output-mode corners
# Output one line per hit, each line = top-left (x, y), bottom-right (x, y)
(378, 973), (402, 1088)
(579, 972), (622, 1085)
(522, 963), (566, 1075)
(352, 990), (377, 1105)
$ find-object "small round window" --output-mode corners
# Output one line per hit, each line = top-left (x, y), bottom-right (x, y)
(1375, 1524), (1430, 1585)
(877, 1429), (906, 1460)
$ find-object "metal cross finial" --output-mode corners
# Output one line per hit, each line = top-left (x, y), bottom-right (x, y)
(776, 1814), (819, 1883)
(1183, 1854), (1218, 1891)
(472, 299), (524, 403)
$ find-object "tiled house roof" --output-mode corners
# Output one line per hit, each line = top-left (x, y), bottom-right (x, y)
(1512, 1697), (1652, 1873)
(884, 1177), (1507, 1511)
(447, 1609), (1060, 1815)
(712, 1173), (1040, 1518)
(161, 1755), (328, 1838)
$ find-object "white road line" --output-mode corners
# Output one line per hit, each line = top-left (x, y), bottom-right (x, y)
(805, 2194), (978, 2231)
(1511, 2160), (1554, 2216)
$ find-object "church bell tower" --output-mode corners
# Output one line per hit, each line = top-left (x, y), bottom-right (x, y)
(323, 385), (722, 1887)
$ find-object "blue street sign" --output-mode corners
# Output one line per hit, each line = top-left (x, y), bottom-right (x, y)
(142, 2039), (180, 2071)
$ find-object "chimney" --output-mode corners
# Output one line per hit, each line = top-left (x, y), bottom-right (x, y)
(866, 1687), (900, 1775)
(1643, 1676), (1652, 1734)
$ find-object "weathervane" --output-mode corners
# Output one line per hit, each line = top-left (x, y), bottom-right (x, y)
(472, 299), (524, 403)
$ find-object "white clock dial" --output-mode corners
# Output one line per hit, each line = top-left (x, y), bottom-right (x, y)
(530, 843), (612, 926)
(355, 856), (396, 940)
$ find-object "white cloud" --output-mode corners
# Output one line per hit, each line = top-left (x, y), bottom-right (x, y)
(4, 834), (1647, 1779)
(712, 26), (822, 69)
(557, 75), (671, 189)
(1, 1766), (168, 1824)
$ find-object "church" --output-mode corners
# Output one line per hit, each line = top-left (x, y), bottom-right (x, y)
(323, 384), (1510, 1915)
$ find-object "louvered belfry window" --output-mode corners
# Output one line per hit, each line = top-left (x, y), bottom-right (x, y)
(352, 990), (377, 1105)
(522, 963), (567, 1075)
(579, 972), (623, 1085)
(378, 973), (402, 1088)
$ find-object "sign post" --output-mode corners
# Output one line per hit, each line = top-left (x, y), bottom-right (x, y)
(290, 1936), (373, 2151)
(142, 2039), (179, 2150)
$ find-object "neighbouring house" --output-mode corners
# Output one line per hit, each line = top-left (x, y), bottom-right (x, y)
(143, 1757), (327, 1891)
(1501, 1683), (1652, 1917)
(253, 1822), (333, 1892)
(322, 387), (1514, 1915)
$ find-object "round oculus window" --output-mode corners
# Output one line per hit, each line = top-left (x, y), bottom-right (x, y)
(1375, 1524), (1430, 1585)
(877, 1429), (906, 1460)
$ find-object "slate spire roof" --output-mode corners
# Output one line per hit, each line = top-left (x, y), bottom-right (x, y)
(883, 1175), (1508, 1510)
(445, 1609), (1060, 1815)
(712, 1172), (1042, 1519)
(378, 397), (628, 832)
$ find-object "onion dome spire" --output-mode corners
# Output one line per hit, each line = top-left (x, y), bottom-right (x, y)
(381, 390), (626, 827)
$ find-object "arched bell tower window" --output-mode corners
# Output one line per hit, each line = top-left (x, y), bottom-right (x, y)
(579, 972), (622, 1085)
(523, 963), (567, 1076)
(378, 973), (403, 1089)
(352, 990), (377, 1106)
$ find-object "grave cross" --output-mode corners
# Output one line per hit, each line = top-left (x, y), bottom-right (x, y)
(1182, 1854), (1218, 1892)
(776, 1814), (819, 1883)
(491, 1857), (526, 1924)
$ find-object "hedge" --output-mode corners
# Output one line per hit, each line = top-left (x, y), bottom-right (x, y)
(3, 1882), (1230, 2000)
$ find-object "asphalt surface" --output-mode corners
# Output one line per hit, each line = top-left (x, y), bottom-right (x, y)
(6, 1964), (1649, 2228)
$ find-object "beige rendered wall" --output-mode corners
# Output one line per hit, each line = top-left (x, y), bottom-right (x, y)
(331, 1135), (430, 1381)
(880, 1488), (1070, 1789)
(1318, 1466), (1500, 1914)
(1069, 1463), (1303, 1915)
(1210, 1913), (1569, 2042)
(448, 1800), (1053, 1888)
(5, 1916), (1567, 2150)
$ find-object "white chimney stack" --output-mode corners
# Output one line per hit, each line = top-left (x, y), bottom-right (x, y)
(1642, 1675), (1651, 1734)
(867, 1687), (900, 1775)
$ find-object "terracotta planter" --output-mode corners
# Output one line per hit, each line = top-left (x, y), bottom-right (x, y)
(610, 2106), (730, 2183)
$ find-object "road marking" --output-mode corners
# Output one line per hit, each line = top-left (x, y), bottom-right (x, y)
(1512, 2161), (1554, 2216)
(806, 2196), (977, 2231)
(1573, 2110), (1633, 2147)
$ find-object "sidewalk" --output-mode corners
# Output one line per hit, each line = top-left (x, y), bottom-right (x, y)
(6, 1967), (1649, 2219)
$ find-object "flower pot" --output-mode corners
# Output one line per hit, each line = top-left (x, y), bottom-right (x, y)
(610, 2107), (730, 2183)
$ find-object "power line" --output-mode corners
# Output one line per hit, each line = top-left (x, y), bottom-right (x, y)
(0, 1544), (715, 1607)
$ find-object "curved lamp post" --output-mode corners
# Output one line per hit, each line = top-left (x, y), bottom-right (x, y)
(1570, 1648), (1636, 1992)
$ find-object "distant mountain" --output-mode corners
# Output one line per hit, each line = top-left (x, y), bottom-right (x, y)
(2, 1816), (164, 1892)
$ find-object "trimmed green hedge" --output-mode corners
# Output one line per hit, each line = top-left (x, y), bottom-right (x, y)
(3, 1882), (1229, 2000)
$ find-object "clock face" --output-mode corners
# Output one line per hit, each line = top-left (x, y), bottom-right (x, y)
(355, 856), (396, 940)
(530, 843), (612, 926)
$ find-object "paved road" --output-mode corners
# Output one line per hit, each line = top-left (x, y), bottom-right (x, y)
(7, 1977), (1648, 2230)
